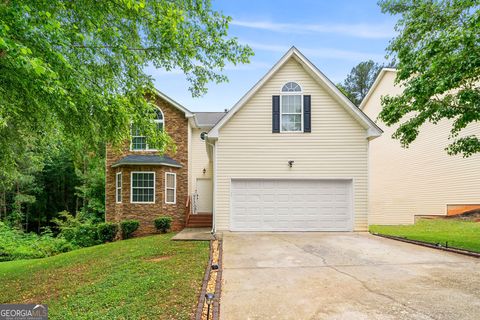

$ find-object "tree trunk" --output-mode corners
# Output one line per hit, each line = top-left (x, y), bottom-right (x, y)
(82, 156), (88, 214)
(15, 182), (22, 230)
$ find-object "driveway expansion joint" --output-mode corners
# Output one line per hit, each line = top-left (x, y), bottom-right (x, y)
(221, 233), (480, 320)
(273, 234), (439, 320)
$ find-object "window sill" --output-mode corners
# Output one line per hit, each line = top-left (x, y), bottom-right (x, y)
(278, 131), (304, 134)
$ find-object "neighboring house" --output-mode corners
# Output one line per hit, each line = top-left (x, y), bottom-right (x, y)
(361, 68), (480, 225)
(106, 47), (383, 234)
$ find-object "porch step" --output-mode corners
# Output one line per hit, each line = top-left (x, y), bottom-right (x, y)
(186, 213), (212, 228)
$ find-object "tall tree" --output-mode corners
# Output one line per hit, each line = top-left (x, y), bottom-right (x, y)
(338, 60), (383, 105)
(378, 0), (480, 157)
(0, 0), (253, 178)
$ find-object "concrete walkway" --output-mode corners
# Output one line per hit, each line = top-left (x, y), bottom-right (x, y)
(220, 232), (480, 320)
(171, 228), (215, 241)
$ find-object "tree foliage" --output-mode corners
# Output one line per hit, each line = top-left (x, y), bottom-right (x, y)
(338, 60), (383, 105)
(0, 0), (253, 176)
(0, 141), (104, 232)
(378, 0), (480, 157)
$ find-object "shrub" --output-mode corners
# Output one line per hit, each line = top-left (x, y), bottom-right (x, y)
(62, 223), (100, 247)
(0, 222), (75, 261)
(97, 222), (118, 243)
(154, 216), (172, 233)
(53, 211), (100, 247)
(120, 220), (139, 239)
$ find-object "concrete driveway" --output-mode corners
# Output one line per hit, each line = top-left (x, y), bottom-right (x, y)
(220, 232), (480, 320)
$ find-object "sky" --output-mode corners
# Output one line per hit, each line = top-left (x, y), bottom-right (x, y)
(146, 0), (398, 112)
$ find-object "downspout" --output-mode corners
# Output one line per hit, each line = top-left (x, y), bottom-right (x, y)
(205, 137), (217, 235)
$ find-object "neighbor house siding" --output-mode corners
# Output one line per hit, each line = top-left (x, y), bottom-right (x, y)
(214, 58), (370, 231)
(362, 70), (480, 225)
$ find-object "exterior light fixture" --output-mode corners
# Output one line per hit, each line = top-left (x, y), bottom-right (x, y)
(288, 160), (294, 168)
(205, 293), (215, 320)
(203, 168), (206, 174)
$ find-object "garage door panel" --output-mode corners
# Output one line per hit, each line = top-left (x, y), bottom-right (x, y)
(231, 179), (353, 231)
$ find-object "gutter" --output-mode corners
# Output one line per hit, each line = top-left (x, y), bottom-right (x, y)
(111, 162), (183, 168)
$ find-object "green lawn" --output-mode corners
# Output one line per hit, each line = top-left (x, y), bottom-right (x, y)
(370, 219), (480, 253)
(0, 234), (209, 319)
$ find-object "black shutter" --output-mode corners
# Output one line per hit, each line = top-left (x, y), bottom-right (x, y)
(272, 95), (280, 133)
(303, 95), (311, 133)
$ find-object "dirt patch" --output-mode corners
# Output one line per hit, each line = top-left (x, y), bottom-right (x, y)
(21, 263), (91, 304)
(445, 209), (480, 221)
(145, 255), (172, 262)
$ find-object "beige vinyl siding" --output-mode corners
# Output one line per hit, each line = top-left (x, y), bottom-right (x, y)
(190, 128), (213, 191)
(363, 70), (480, 224)
(215, 58), (370, 231)
(187, 124), (192, 194)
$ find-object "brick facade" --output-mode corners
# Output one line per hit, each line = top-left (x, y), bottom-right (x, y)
(105, 96), (189, 236)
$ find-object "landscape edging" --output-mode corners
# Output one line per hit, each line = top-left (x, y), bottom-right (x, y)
(194, 240), (213, 320)
(371, 233), (480, 258)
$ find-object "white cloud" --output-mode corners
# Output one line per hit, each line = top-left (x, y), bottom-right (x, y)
(244, 41), (385, 62)
(231, 20), (395, 39)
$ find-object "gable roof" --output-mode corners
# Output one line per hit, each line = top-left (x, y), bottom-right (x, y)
(208, 47), (383, 139)
(152, 88), (194, 118)
(194, 112), (227, 128)
(359, 68), (397, 110)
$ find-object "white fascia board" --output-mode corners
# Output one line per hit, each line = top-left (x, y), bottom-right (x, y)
(209, 47), (383, 139)
(208, 47), (297, 138)
(293, 50), (383, 138)
(360, 68), (398, 110)
(152, 88), (194, 118)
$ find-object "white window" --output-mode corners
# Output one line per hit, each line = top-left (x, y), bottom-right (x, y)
(131, 125), (147, 150)
(280, 82), (302, 132)
(165, 172), (176, 204)
(131, 108), (164, 151)
(131, 172), (155, 203)
(116, 172), (122, 203)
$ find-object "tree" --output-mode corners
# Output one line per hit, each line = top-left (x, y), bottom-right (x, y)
(338, 60), (383, 105)
(0, 0), (253, 177)
(378, 0), (480, 157)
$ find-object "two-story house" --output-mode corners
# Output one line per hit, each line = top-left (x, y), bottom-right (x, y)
(105, 47), (382, 235)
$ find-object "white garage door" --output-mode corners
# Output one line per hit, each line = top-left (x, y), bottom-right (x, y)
(230, 179), (353, 231)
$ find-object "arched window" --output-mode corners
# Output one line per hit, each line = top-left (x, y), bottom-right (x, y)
(280, 82), (302, 132)
(131, 107), (164, 151)
(154, 108), (164, 132)
(281, 82), (302, 92)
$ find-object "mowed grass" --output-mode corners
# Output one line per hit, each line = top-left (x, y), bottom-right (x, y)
(0, 234), (209, 319)
(370, 219), (480, 253)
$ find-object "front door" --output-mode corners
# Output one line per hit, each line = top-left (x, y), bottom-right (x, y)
(196, 178), (213, 213)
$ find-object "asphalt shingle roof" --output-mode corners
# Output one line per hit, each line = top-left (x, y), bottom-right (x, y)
(111, 155), (182, 168)
(194, 112), (227, 127)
